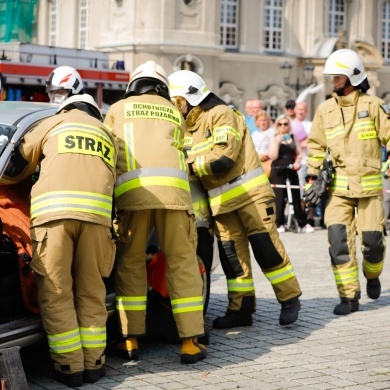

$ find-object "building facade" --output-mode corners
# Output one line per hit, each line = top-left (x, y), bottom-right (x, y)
(2, 0), (390, 118)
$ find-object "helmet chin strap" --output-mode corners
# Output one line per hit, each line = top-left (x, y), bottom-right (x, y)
(333, 78), (352, 96)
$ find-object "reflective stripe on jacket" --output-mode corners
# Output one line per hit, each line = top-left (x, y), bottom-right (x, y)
(18, 110), (117, 227)
(104, 93), (193, 211)
(307, 90), (390, 197)
(184, 105), (274, 215)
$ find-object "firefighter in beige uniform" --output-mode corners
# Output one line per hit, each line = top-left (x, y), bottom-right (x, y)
(305, 49), (389, 315)
(2, 94), (117, 387)
(168, 70), (302, 329)
(104, 61), (206, 364)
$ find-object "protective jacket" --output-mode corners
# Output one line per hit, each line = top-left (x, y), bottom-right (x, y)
(104, 93), (193, 211)
(3, 108), (118, 376)
(104, 92), (205, 340)
(184, 105), (274, 215)
(307, 90), (390, 197)
(307, 90), (389, 300)
(4, 110), (117, 228)
(184, 103), (301, 314)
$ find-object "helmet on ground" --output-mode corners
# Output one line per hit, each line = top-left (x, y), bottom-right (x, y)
(323, 49), (367, 86)
(125, 60), (169, 97)
(168, 70), (210, 106)
(46, 66), (84, 103)
(57, 94), (102, 120)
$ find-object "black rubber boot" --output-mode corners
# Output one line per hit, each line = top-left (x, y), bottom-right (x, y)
(213, 296), (254, 329)
(54, 371), (83, 387)
(279, 297), (301, 325)
(83, 366), (106, 383)
(366, 277), (381, 299)
(213, 310), (253, 329)
(333, 297), (359, 315)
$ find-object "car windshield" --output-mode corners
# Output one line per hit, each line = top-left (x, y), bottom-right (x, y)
(0, 101), (58, 126)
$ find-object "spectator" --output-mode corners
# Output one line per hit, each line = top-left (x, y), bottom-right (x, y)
(294, 101), (322, 227)
(244, 99), (263, 134)
(251, 110), (274, 177)
(268, 115), (314, 234)
(284, 99), (296, 120)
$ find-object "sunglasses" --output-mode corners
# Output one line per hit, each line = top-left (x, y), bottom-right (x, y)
(278, 122), (289, 126)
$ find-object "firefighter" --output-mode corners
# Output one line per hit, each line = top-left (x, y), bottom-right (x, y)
(104, 61), (206, 364)
(46, 65), (84, 104)
(168, 70), (302, 329)
(305, 49), (389, 315)
(2, 94), (117, 387)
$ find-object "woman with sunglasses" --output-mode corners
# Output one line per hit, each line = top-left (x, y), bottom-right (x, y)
(268, 115), (314, 233)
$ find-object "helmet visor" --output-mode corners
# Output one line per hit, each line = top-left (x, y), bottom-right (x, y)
(48, 90), (69, 104)
(326, 75), (349, 83)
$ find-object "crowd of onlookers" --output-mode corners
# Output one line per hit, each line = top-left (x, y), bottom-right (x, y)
(244, 98), (326, 233)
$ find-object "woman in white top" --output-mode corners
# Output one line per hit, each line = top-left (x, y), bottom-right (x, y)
(251, 110), (274, 177)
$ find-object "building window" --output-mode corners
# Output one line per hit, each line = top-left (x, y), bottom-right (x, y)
(382, 1), (390, 61)
(328, 0), (346, 37)
(264, 0), (283, 52)
(78, 0), (89, 49)
(220, 0), (239, 49)
(49, 0), (58, 47)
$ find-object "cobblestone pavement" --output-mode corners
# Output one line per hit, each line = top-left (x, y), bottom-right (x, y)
(23, 228), (390, 389)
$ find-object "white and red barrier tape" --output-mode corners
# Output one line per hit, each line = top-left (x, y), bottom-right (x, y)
(270, 183), (390, 193)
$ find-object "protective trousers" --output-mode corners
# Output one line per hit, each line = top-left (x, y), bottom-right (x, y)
(30, 220), (116, 374)
(325, 194), (385, 299)
(115, 209), (205, 339)
(214, 199), (301, 313)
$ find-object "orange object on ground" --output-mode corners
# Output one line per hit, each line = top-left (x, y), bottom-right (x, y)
(0, 178), (39, 314)
(147, 251), (205, 299)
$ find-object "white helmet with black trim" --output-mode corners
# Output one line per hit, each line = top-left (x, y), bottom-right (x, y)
(323, 49), (367, 86)
(125, 60), (169, 97)
(57, 94), (102, 121)
(168, 70), (210, 106)
(46, 66), (84, 104)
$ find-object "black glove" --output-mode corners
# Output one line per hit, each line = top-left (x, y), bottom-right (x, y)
(304, 173), (327, 207)
(304, 159), (334, 207)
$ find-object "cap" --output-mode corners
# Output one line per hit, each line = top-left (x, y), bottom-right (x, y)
(285, 99), (296, 109)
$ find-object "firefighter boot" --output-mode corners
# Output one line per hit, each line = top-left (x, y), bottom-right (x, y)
(83, 366), (106, 384)
(366, 278), (381, 300)
(212, 296), (254, 329)
(279, 297), (301, 325)
(115, 337), (139, 361)
(54, 371), (83, 387)
(180, 338), (207, 364)
(333, 293), (360, 315)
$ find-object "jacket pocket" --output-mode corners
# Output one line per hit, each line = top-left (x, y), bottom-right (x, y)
(30, 227), (48, 276)
(101, 229), (116, 277)
(362, 158), (381, 170)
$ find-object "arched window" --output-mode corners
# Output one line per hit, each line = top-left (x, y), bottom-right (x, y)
(264, 0), (283, 52)
(220, 0), (239, 50)
(382, 0), (390, 61)
(328, 0), (346, 37)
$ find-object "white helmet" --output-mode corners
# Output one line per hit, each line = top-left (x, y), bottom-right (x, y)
(46, 66), (84, 95)
(125, 61), (169, 96)
(57, 94), (102, 120)
(168, 70), (210, 106)
(323, 49), (367, 86)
